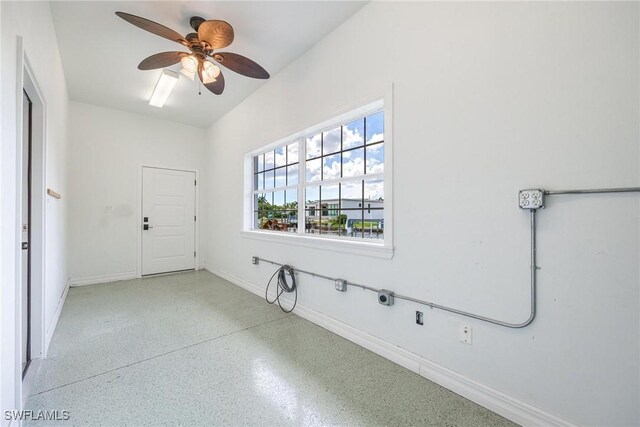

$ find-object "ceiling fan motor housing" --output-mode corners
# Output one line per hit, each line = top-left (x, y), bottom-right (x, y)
(190, 16), (205, 31)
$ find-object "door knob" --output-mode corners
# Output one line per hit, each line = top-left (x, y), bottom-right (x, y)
(143, 224), (154, 230)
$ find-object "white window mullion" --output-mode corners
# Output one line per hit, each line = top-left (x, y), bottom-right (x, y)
(298, 138), (306, 235)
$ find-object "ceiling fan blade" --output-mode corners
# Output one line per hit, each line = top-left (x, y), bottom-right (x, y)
(197, 20), (234, 49)
(138, 52), (184, 70)
(116, 12), (186, 45)
(198, 66), (225, 95)
(212, 52), (270, 79)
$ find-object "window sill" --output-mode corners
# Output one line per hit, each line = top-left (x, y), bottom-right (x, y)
(240, 230), (394, 259)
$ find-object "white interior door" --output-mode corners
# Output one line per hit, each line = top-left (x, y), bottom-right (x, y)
(142, 167), (196, 276)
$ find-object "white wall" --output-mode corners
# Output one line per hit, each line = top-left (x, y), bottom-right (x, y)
(1, 1), (69, 421)
(202, 2), (639, 426)
(67, 102), (206, 283)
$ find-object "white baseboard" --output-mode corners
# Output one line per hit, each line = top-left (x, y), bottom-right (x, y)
(44, 280), (69, 355)
(202, 264), (575, 427)
(68, 271), (137, 287)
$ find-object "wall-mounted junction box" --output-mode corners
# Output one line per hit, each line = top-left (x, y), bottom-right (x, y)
(519, 189), (545, 209)
(251, 256), (259, 265)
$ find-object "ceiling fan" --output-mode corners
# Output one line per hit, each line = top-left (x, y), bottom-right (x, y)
(115, 11), (270, 96)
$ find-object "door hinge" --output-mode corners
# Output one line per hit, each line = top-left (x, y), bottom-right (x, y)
(194, 179), (197, 186)
(194, 215), (196, 221)
(194, 251), (196, 257)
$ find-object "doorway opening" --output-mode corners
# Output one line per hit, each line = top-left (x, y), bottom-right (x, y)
(19, 53), (46, 403)
(21, 89), (32, 377)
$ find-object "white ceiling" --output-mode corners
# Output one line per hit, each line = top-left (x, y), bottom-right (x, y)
(50, 1), (367, 128)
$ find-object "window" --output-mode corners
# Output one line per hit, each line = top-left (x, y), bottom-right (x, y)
(247, 100), (388, 246)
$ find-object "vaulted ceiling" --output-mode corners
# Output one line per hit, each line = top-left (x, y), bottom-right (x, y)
(50, 1), (367, 128)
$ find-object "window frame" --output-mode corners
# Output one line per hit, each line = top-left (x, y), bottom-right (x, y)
(243, 96), (393, 259)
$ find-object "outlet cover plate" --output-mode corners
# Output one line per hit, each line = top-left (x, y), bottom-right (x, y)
(519, 189), (545, 209)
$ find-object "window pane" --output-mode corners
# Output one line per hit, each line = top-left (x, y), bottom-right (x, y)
(366, 111), (384, 144)
(274, 190), (285, 210)
(285, 189), (298, 207)
(286, 189), (298, 231)
(342, 147), (365, 178)
(322, 154), (340, 180)
(343, 118), (364, 150)
(287, 142), (299, 164)
(306, 134), (321, 159)
(321, 184), (339, 202)
(264, 170), (275, 189)
(306, 158), (321, 182)
(364, 178), (384, 202)
(323, 127), (341, 155)
(255, 172), (264, 190)
(305, 186), (320, 234)
(366, 143), (384, 174)
(275, 146), (286, 168)
(255, 154), (264, 172)
(287, 164), (298, 186)
(257, 192), (271, 226)
(275, 167), (286, 188)
(305, 186), (319, 204)
(341, 181), (362, 206)
(283, 210), (297, 232)
(264, 150), (275, 170)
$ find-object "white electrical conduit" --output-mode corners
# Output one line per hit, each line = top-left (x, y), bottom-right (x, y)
(253, 186), (640, 328)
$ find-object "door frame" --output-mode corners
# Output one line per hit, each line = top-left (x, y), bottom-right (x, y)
(136, 164), (200, 278)
(15, 38), (47, 405)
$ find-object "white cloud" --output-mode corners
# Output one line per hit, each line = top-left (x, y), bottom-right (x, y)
(323, 128), (341, 154)
(287, 142), (299, 163)
(366, 158), (384, 174)
(367, 133), (383, 144)
(306, 134), (321, 158)
(343, 125), (364, 149)
(275, 147), (286, 167)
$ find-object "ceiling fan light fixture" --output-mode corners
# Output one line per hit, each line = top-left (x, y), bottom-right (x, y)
(181, 55), (198, 73)
(149, 69), (179, 108)
(202, 60), (221, 84)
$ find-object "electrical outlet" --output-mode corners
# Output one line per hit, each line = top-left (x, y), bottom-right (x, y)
(378, 290), (394, 306)
(518, 189), (545, 209)
(251, 256), (259, 265)
(335, 279), (347, 292)
(459, 324), (472, 344)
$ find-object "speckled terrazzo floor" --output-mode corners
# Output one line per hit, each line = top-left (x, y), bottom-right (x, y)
(25, 270), (516, 426)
